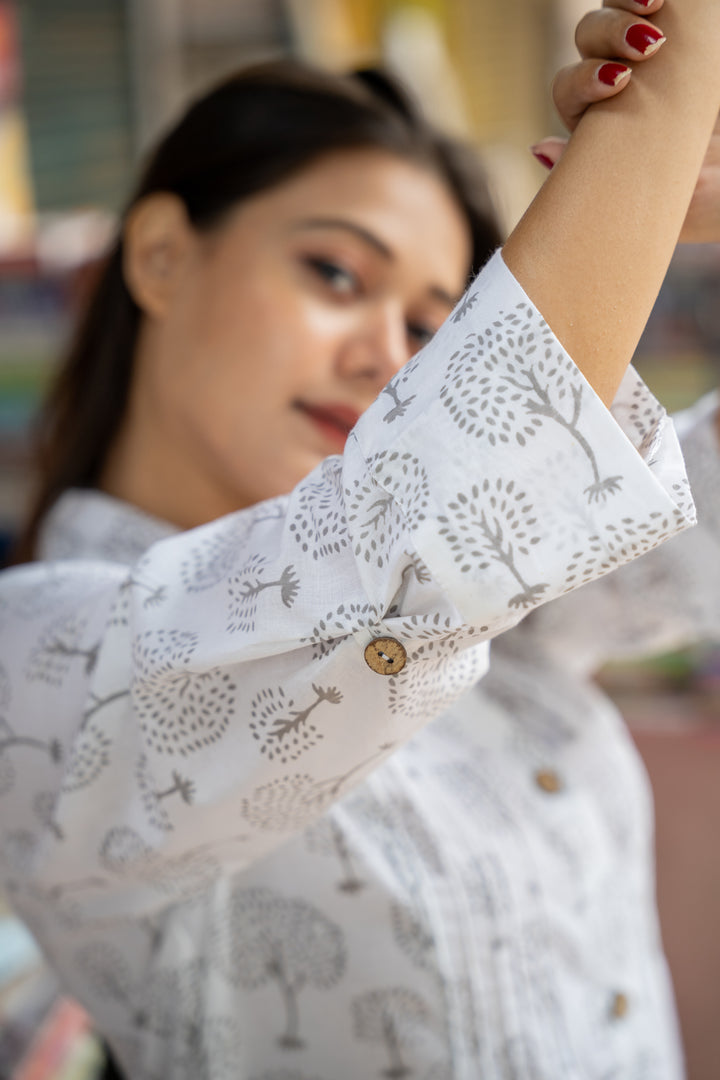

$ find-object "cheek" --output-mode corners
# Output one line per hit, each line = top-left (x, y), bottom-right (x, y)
(164, 261), (346, 439)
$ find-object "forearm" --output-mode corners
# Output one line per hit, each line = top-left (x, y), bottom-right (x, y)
(503, 1), (720, 406)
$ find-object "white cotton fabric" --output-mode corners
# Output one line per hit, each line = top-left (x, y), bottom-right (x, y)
(0, 252), (706, 1079)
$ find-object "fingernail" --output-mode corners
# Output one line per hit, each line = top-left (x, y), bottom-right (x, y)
(625, 23), (666, 55)
(530, 148), (554, 170)
(633, 0), (653, 7)
(597, 62), (632, 87)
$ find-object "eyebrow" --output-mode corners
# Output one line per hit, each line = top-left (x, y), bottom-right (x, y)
(292, 216), (459, 308)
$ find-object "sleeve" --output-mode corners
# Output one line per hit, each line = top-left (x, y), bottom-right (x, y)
(0, 252), (698, 899)
(501, 389), (720, 677)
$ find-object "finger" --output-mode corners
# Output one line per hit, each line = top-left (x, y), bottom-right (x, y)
(553, 59), (631, 133)
(575, 8), (666, 62)
(530, 137), (568, 172)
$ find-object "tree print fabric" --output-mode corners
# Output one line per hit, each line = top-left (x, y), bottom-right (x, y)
(0, 255), (709, 1079)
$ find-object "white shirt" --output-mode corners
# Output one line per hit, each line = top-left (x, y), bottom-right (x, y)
(0, 253), (703, 1079)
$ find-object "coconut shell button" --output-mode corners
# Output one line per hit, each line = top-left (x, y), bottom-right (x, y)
(534, 768), (563, 794)
(610, 992), (630, 1020)
(364, 637), (407, 676)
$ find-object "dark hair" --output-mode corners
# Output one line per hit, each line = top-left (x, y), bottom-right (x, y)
(13, 58), (503, 563)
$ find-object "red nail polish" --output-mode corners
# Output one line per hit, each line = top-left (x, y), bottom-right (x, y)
(625, 23), (665, 55)
(531, 150), (554, 170)
(598, 62), (631, 87)
(633, 0), (652, 6)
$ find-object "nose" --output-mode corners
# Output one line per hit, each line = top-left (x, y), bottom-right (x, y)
(335, 301), (408, 389)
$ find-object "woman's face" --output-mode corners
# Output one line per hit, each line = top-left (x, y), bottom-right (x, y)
(117, 148), (472, 527)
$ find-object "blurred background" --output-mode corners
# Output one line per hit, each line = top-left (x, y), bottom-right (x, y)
(0, 1), (718, 1077)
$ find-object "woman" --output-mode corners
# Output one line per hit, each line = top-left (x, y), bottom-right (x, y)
(1, 1), (718, 1076)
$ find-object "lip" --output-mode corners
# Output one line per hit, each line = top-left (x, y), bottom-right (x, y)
(295, 401), (361, 452)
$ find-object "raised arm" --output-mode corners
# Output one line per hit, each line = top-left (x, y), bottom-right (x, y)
(503, 0), (720, 405)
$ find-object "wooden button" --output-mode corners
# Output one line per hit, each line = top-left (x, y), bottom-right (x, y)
(364, 637), (407, 676)
(610, 991), (630, 1020)
(534, 768), (563, 794)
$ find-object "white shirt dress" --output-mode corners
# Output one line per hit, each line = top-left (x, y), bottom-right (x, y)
(0, 253), (709, 1079)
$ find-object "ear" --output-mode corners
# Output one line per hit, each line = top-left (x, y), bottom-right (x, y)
(122, 193), (195, 318)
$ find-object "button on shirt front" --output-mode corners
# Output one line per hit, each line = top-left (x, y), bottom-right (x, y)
(364, 637), (408, 675)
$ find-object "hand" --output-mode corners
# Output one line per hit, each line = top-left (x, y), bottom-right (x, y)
(551, 0), (667, 135)
(534, 0), (720, 244)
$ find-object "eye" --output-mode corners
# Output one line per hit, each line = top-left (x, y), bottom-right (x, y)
(304, 256), (359, 296)
(406, 322), (436, 351)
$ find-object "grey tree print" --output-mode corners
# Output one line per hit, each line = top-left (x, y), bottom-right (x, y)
(289, 459), (350, 559)
(99, 825), (152, 876)
(382, 381), (417, 424)
(132, 629), (238, 756)
(391, 902), (436, 971)
(671, 476), (695, 527)
(301, 601), (380, 660)
(345, 483), (404, 570)
(0, 663), (62, 775)
(622, 377), (666, 454)
(439, 307), (623, 501)
(305, 817), (365, 893)
(155, 770), (196, 809)
(352, 986), (432, 1078)
(380, 347), (426, 425)
(451, 288), (479, 323)
(24, 611), (100, 686)
(119, 574), (167, 610)
(61, 723), (113, 792)
(180, 518), (251, 592)
(250, 683), (343, 764)
(345, 452), (430, 569)
(132, 628), (200, 681)
(368, 452), (430, 524)
(241, 772), (329, 831)
(81, 688), (131, 731)
(399, 552), (432, 590)
(240, 745), (394, 831)
(394, 614), (483, 643)
(226, 553), (300, 633)
(136, 753), (174, 833)
(0, 718), (63, 773)
(386, 634), (485, 723)
(561, 511), (683, 593)
(438, 479), (548, 609)
(221, 886), (345, 1049)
